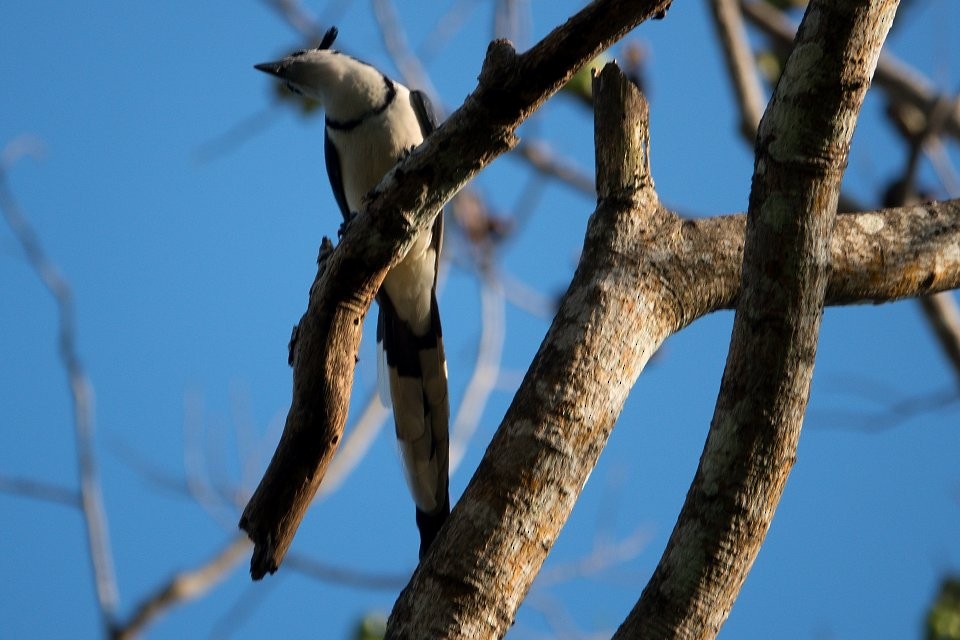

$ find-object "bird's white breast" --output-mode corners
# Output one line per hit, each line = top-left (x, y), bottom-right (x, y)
(329, 87), (436, 335)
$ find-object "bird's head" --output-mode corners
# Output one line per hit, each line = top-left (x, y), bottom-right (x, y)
(255, 27), (389, 119)
(254, 26), (340, 102)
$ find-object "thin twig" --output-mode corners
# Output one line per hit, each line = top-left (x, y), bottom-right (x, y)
(284, 553), (408, 590)
(182, 394), (244, 530)
(192, 107), (281, 164)
(449, 277), (506, 473)
(707, 0), (767, 137)
(418, 0), (484, 64)
(919, 293), (960, 386)
(112, 535), (251, 640)
(924, 136), (960, 196)
(371, 0), (441, 107)
(535, 525), (652, 587)
(263, 0), (326, 41)
(514, 141), (595, 196)
(494, 0), (530, 45)
(499, 269), (558, 319)
(0, 139), (119, 628)
(209, 577), (279, 640)
(741, 0), (960, 141)
(0, 474), (80, 507)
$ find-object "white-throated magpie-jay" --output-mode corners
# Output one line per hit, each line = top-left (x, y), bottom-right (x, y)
(255, 27), (449, 559)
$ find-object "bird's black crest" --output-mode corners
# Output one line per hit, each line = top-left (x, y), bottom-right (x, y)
(317, 26), (338, 51)
(289, 26), (338, 58)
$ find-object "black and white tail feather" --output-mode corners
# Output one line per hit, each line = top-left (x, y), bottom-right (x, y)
(255, 27), (450, 559)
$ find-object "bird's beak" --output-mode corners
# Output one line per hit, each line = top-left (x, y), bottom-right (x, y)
(254, 61), (285, 78)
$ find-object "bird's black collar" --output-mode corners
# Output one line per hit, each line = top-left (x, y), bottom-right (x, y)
(325, 75), (397, 132)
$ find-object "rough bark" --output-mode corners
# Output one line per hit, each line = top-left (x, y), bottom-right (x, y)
(237, 0), (960, 632)
(239, 0), (673, 579)
(678, 202), (960, 313)
(614, 1), (900, 638)
(376, 84), (960, 640)
(386, 62), (674, 640)
(741, 0), (960, 142)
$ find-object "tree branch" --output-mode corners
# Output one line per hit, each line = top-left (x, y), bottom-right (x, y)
(919, 292), (960, 386)
(720, 2), (960, 386)
(707, 0), (766, 138)
(112, 535), (250, 640)
(741, 0), (960, 142)
(239, 0), (674, 580)
(0, 143), (119, 631)
(387, 61), (669, 640)
(615, 1), (900, 637)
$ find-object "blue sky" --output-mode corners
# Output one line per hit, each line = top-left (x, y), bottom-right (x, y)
(1, 1), (959, 638)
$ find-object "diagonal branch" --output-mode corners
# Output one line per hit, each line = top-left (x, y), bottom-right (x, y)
(721, 3), (960, 386)
(238, 0), (674, 580)
(111, 535), (250, 640)
(387, 60), (668, 640)
(378, 68), (959, 637)
(707, 0), (766, 138)
(0, 474), (81, 507)
(741, 0), (960, 142)
(616, 1), (900, 638)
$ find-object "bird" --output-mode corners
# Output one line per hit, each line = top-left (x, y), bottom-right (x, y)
(255, 27), (450, 560)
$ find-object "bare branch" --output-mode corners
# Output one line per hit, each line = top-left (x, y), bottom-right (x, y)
(239, 0), (674, 581)
(685, 200), (960, 311)
(387, 61), (665, 640)
(449, 278), (506, 473)
(919, 292), (960, 386)
(0, 474), (80, 507)
(371, 0), (441, 106)
(0, 144), (119, 628)
(721, 4), (960, 388)
(707, 0), (767, 137)
(741, 0), (960, 142)
(616, 2), (900, 637)
(514, 140), (596, 196)
(112, 535), (251, 640)
(284, 553), (408, 590)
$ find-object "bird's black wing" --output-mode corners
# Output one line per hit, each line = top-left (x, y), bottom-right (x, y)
(409, 90), (443, 271)
(409, 90), (437, 138)
(324, 127), (351, 221)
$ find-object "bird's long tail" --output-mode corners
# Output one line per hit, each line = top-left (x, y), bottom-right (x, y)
(377, 291), (450, 559)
